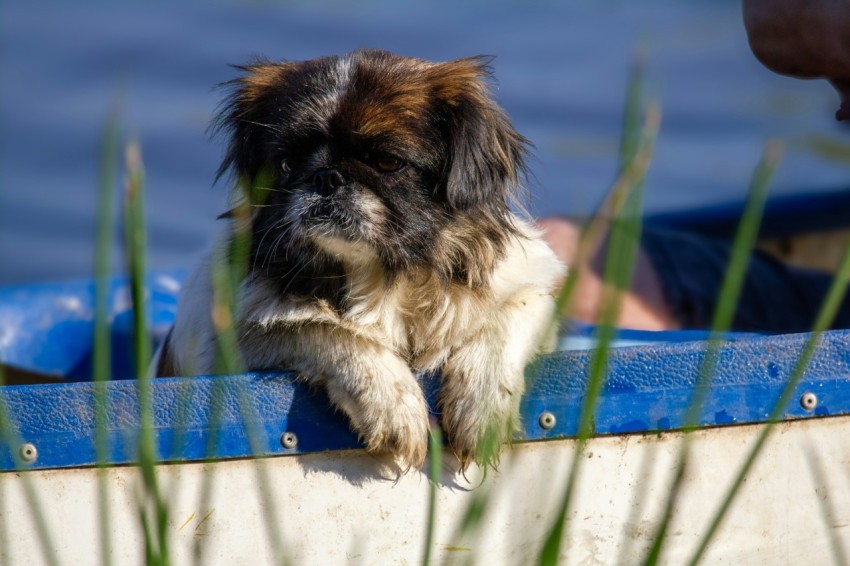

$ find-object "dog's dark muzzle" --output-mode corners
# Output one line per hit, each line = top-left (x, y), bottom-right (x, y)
(310, 167), (349, 197)
(299, 168), (360, 231)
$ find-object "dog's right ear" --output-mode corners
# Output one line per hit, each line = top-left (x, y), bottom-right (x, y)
(212, 59), (297, 185)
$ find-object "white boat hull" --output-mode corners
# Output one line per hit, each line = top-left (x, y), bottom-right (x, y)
(3, 415), (848, 565)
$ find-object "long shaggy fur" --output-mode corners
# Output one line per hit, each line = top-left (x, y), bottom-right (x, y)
(161, 50), (564, 470)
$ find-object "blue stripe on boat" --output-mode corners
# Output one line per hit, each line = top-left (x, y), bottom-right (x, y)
(2, 272), (849, 471)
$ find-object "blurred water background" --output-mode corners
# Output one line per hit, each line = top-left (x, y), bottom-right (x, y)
(1, 0), (848, 285)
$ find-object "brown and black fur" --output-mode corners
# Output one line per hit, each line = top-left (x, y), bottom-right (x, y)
(214, 50), (528, 298)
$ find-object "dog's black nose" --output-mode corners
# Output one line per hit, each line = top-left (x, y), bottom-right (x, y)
(311, 168), (347, 195)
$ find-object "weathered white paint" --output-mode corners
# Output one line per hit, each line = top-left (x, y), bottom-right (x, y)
(2, 417), (849, 565)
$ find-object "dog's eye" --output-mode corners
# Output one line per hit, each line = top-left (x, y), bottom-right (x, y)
(374, 158), (405, 173)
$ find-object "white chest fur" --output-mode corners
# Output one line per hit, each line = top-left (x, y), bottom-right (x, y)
(202, 221), (563, 374)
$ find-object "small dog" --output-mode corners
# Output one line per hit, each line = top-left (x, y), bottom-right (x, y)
(158, 50), (564, 470)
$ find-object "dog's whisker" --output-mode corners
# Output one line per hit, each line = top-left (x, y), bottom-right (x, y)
(252, 217), (288, 272)
(263, 228), (292, 272)
(239, 119), (284, 134)
(273, 260), (312, 298)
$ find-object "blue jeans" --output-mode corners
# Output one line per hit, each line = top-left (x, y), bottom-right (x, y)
(640, 226), (850, 333)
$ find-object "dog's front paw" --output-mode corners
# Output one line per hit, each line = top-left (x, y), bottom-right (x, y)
(330, 373), (430, 470)
(361, 391), (430, 469)
(439, 373), (521, 471)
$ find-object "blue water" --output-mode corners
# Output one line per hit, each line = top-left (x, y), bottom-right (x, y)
(1, 1), (848, 285)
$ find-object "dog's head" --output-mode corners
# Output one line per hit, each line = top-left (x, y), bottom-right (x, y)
(214, 49), (528, 288)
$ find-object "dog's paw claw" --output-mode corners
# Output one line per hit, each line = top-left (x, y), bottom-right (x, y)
(444, 412), (516, 472)
(356, 391), (430, 470)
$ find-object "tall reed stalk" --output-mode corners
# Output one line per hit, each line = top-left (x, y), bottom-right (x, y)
(421, 427), (444, 565)
(642, 140), (781, 566)
(537, 57), (656, 564)
(688, 230), (850, 565)
(93, 110), (120, 566)
(206, 169), (289, 565)
(124, 141), (171, 566)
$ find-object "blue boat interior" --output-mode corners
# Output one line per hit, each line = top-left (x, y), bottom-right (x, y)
(0, 194), (849, 471)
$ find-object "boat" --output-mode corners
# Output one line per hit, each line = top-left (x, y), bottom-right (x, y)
(1, 192), (849, 565)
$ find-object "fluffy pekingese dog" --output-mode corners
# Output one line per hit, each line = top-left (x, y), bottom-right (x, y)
(157, 49), (564, 470)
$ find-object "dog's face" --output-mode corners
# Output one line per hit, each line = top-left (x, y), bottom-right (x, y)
(215, 49), (528, 291)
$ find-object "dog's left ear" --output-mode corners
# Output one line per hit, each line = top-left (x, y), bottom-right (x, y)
(430, 57), (529, 211)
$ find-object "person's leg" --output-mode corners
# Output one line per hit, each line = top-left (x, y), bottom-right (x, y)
(536, 218), (678, 330)
(539, 216), (850, 333)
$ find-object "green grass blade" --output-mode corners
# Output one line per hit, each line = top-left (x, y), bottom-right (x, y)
(421, 427), (443, 566)
(193, 372), (226, 565)
(191, 173), (271, 566)
(446, 486), (491, 566)
(538, 102), (660, 566)
(93, 110), (120, 566)
(202, 169), (288, 565)
(445, 447), (503, 563)
(234, 389), (289, 566)
(225, 371), (289, 566)
(641, 140), (781, 566)
(688, 238), (850, 565)
(124, 142), (170, 566)
(544, 56), (647, 334)
(124, 141), (151, 389)
(619, 53), (646, 170)
(539, 190), (644, 566)
(798, 134), (850, 166)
